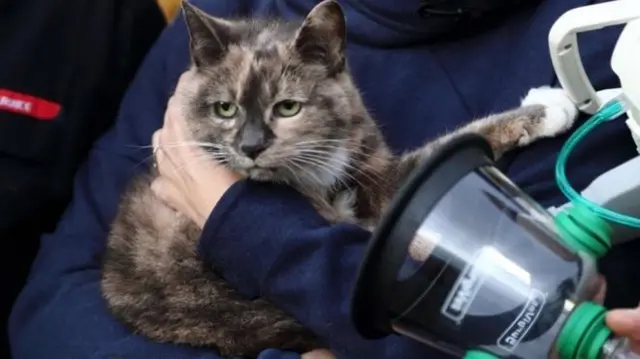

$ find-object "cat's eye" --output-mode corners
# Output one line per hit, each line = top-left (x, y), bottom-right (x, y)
(213, 102), (239, 119)
(273, 100), (302, 118)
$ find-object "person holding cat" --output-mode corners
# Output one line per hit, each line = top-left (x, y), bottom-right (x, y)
(9, 0), (640, 358)
(151, 73), (640, 358)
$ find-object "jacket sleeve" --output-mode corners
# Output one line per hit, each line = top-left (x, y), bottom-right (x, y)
(7, 16), (299, 359)
(198, 182), (442, 359)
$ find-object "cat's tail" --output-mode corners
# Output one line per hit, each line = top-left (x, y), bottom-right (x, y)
(101, 178), (319, 358)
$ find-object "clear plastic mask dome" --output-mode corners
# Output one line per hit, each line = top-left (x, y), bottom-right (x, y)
(389, 166), (603, 358)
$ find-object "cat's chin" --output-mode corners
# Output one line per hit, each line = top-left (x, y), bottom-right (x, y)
(246, 167), (277, 181)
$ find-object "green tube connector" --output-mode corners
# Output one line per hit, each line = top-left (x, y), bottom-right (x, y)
(556, 301), (612, 359)
(463, 303), (613, 359)
(463, 350), (500, 359)
(554, 202), (613, 258)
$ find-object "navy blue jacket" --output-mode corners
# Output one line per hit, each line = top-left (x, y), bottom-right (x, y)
(9, 0), (639, 358)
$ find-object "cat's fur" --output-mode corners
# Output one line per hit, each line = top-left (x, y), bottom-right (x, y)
(100, 1), (579, 357)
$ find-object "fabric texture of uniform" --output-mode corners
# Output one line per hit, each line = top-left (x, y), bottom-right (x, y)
(0, 0), (168, 357)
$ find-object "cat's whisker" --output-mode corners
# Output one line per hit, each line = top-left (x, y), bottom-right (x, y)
(164, 151), (231, 176)
(127, 141), (226, 150)
(292, 155), (359, 191)
(295, 152), (385, 192)
(294, 144), (386, 159)
(291, 143), (389, 162)
(267, 144), (387, 166)
(295, 148), (382, 171)
(132, 153), (162, 171)
(160, 142), (226, 150)
(282, 161), (319, 193)
(292, 158), (349, 190)
(292, 138), (381, 151)
(296, 150), (385, 187)
(289, 155), (338, 184)
(129, 141), (227, 171)
(285, 159), (326, 189)
(279, 160), (303, 185)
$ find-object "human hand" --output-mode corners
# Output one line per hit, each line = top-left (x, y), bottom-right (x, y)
(301, 349), (336, 359)
(594, 275), (607, 305)
(151, 76), (241, 228)
(607, 305), (640, 353)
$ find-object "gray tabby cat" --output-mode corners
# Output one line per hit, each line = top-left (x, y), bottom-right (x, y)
(100, 0), (579, 357)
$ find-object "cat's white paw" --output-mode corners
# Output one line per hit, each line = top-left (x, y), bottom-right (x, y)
(521, 86), (579, 137)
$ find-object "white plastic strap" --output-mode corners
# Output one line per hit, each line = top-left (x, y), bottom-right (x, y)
(548, 0), (640, 114)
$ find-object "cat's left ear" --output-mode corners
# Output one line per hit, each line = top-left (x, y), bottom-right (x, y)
(293, 0), (347, 74)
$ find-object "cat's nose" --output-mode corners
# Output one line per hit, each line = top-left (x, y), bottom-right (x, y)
(237, 122), (274, 159)
(240, 142), (268, 159)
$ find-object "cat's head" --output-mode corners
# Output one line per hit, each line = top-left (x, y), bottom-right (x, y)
(176, 0), (372, 188)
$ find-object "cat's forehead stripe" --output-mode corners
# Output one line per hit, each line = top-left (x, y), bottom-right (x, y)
(239, 67), (266, 120)
(234, 51), (255, 104)
(235, 46), (287, 107)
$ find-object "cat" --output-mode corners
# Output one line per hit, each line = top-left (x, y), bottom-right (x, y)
(100, 0), (579, 358)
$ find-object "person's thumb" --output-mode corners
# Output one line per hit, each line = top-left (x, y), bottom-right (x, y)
(606, 307), (640, 340)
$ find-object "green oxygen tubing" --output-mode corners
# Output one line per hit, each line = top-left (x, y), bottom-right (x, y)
(555, 94), (640, 228)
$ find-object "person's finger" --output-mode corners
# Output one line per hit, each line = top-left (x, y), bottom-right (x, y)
(158, 121), (172, 148)
(162, 95), (182, 133)
(157, 120), (182, 165)
(177, 70), (191, 85)
(152, 129), (161, 152)
(301, 349), (336, 359)
(150, 177), (182, 210)
(162, 102), (189, 151)
(594, 275), (607, 304)
(152, 129), (164, 169)
(167, 95), (180, 111)
(161, 106), (178, 142)
(606, 308), (640, 340)
(166, 97), (190, 142)
(157, 127), (184, 175)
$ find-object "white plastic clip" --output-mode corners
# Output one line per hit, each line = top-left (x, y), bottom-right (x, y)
(548, 0), (640, 114)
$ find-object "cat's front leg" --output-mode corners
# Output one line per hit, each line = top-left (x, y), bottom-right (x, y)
(391, 87), (579, 193)
(452, 85), (579, 158)
(517, 86), (580, 146)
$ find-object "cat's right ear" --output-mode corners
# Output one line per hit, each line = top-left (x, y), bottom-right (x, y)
(181, 1), (231, 68)
(293, 0), (346, 74)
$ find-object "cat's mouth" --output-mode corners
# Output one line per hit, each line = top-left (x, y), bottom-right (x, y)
(227, 155), (277, 179)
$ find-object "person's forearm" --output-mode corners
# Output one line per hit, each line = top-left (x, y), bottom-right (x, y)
(198, 180), (439, 359)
